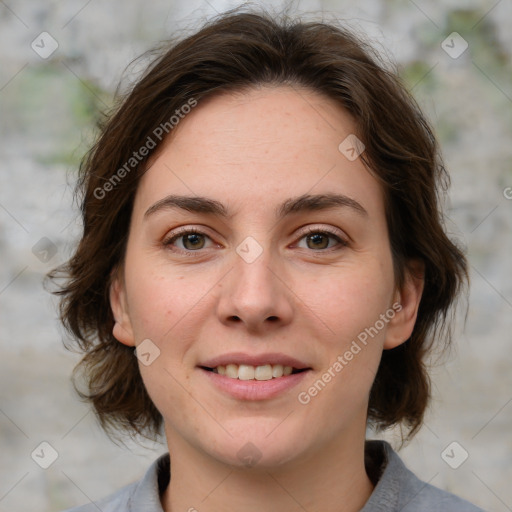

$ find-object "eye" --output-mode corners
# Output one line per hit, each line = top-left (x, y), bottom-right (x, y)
(162, 228), (214, 253)
(162, 226), (349, 255)
(295, 227), (348, 251)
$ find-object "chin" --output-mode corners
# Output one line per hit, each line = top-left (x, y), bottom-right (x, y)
(206, 424), (309, 470)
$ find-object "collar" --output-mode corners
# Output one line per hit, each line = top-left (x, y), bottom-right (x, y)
(129, 440), (410, 511)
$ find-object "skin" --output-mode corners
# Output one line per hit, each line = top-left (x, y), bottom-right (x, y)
(110, 85), (424, 512)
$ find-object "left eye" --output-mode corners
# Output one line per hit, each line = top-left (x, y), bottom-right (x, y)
(295, 229), (347, 250)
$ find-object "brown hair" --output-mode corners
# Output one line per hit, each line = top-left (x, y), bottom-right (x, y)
(48, 6), (468, 441)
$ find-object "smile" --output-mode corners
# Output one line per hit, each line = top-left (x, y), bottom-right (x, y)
(201, 363), (307, 380)
(198, 353), (312, 399)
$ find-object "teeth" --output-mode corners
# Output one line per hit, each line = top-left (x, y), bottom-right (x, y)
(225, 364), (238, 379)
(272, 365), (284, 378)
(254, 364), (273, 381)
(238, 364), (255, 381)
(212, 364), (297, 380)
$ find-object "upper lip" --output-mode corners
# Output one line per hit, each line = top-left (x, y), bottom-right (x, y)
(199, 352), (311, 370)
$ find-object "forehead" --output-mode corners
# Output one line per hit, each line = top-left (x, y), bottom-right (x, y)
(134, 85), (384, 221)
(164, 85), (353, 164)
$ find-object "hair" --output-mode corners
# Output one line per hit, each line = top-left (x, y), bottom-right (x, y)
(48, 5), (468, 442)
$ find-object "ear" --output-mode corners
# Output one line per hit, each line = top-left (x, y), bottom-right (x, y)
(109, 267), (135, 347)
(384, 260), (425, 350)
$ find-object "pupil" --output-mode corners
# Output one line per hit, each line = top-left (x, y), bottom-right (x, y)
(185, 234), (203, 249)
(308, 233), (327, 249)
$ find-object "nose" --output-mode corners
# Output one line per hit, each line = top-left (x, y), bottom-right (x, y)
(216, 243), (294, 333)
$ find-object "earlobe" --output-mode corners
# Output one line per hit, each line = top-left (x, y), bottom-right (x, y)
(384, 260), (425, 350)
(109, 269), (135, 347)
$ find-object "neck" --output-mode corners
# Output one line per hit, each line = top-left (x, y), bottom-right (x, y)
(161, 428), (374, 512)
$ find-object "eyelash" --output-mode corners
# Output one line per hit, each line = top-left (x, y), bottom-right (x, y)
(162, 226), (348, 256)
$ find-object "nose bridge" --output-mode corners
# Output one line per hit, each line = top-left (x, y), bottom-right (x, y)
(216, 235), (293, 329)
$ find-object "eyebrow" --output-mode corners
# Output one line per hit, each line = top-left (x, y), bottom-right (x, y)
(144, 193), (368, 220)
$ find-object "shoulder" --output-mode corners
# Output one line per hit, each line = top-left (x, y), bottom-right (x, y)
(363, 440), (485, 512)
(60, 452), (170, 512)
(60, 481), (136, 512)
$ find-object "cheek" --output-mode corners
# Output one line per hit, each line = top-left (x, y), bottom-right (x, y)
(301, 262), (394, 346)
(138, 362), (206, 442)
(125, 263), (206, 341)
(296, 270), (391, 427)
(302, 258), (395, 410)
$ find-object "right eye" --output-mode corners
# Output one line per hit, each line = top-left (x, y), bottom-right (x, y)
(162, 228), (215, 254)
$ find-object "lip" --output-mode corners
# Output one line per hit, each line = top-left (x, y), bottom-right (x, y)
(199, 352), (310, 370)
(199, 367), (311, 401)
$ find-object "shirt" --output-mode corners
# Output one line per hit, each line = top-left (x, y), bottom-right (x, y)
(62, 440), (484, 511)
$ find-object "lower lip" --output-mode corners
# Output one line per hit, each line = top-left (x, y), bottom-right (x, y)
(199, 368), (310, 401)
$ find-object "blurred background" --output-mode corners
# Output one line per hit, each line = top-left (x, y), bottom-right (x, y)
(0, 0), (511, 510)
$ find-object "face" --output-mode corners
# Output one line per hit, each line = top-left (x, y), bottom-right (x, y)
(110, 85), (422, 469)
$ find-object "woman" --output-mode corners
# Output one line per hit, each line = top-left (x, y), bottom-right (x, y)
(52, 7), (484, 511)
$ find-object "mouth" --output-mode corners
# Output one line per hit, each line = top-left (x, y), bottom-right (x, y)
(199, 363), (309, 381)
(197, 353), (312, 400)
(198, 357), (312, 400)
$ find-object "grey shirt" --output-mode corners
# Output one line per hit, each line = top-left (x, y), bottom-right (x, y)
(63, 440), (484, 511)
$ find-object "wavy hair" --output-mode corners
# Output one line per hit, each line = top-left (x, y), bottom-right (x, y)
(48, 6), (468, 442)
